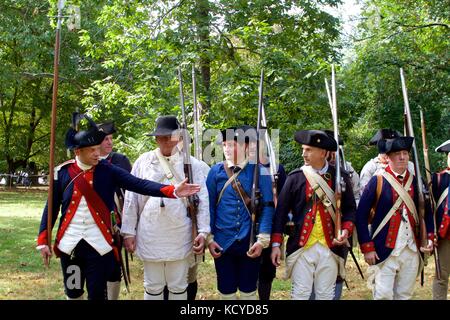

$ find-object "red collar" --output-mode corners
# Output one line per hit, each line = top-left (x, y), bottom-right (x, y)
(385, 165), (410, 185)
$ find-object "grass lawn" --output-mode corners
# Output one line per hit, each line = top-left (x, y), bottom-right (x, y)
(0, 188), (439, 300)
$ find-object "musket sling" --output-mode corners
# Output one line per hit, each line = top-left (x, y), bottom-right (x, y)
(217, 161), (251, 210)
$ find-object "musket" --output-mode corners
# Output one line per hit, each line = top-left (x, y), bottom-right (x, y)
(249, 70), (264, 250)
(400, 68), (429, 285)
(192, 65), (202, 161)
(331, 65), (342, 239)
(261, 103), (279, 207)
(46, 0), (65, 262)
(178, 67), (200, 251)
(110, 212), (131, 292)
(325, 76), (364, 280)
(401, 68), (428, 247)
(325, 76), (349, 186)
(420, 107), (441, 280)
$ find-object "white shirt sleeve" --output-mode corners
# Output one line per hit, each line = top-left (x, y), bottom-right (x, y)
(193, 158), (211, 235)
(121, 156), (144, 236)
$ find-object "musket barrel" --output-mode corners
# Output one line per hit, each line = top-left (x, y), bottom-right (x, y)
(192, 65), (201, 160)
(249, 70), (264, 250)
(400, 68), (428, 247)
(331, 65), (342, 239)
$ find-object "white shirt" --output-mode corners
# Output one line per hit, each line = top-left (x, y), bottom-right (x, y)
(121, 149), (210, 262)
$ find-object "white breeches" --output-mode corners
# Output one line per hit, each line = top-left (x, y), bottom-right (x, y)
(373, 247), (419, 300)
(291, 243), (338, 300)
(143, 259), (189, 300)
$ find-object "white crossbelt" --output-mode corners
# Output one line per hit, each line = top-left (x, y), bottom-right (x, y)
(302, 166), (336, 224)
(155, 149), (187, 207)
(371, 172), (414, 239)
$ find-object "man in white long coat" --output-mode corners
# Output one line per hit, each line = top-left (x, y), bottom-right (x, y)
(121, 116), (210, 300)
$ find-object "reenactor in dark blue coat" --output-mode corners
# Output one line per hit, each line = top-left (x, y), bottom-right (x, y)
(248, 130), (287, 300)
(432, 139), (450, 300)
(36, 117), (200, 300)
(271, 130), (356, 300)
(98, 120), (132, 300)
(356, 136), (434, 300)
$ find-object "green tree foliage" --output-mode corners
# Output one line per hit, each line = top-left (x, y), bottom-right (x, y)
(340, 0), (449, 172)
(80, 0), (343, 169)
(0, 0), (106, 175)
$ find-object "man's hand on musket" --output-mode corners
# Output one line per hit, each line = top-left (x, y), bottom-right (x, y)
(174, 178), (201, 197)
(364, 251), (379, 266)
(124, 236), (136, 253)
(332, 229), (349, 246)
(247, 242), (263, 258)
(420, 239), (434, 254)
(271, 246), (281, 267)
(193, 234), (205, 255)
(40, 245), (52, 268)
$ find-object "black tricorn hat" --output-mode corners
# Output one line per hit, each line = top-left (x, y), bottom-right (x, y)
(146, 115), (181, 136)
(98, 121), (117, 135)
(324, 129), (343, 146)
(377, 136), (414, 154)
(294, 129), (338, 151)
(65, 115), (106, 150)
(217, 125), (257, 145)
(369, 128), (402, 145)
(435, 139), (450, 153)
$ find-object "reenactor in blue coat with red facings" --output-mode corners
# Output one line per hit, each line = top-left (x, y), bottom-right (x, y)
(36, 116), (200, 300)
(432, 139), (450, 300)
(271, 130), (356, 300)
(356, 136), (434, 300)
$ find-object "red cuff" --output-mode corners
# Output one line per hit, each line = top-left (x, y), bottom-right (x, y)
(37, 230), (48, 246)
(360, 241), (375, 254)
(271, 233), (283, 244)
(342, 221), (354, 236)
(160, 185), (176, 198)
(428, 233), (436, 242)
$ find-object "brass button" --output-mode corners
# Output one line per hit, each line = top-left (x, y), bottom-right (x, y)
(71, 201), (75, 204)
(68, 209), (71, 213)
(89, 181), (93, 185)
(101, 221), (104, 224)
(107, 230), (110, 233)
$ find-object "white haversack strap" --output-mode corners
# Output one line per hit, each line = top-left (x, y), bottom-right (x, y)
(435, 188), (449, 214)
(381, 171), (417, 222)
(303, 166), (336, 223)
